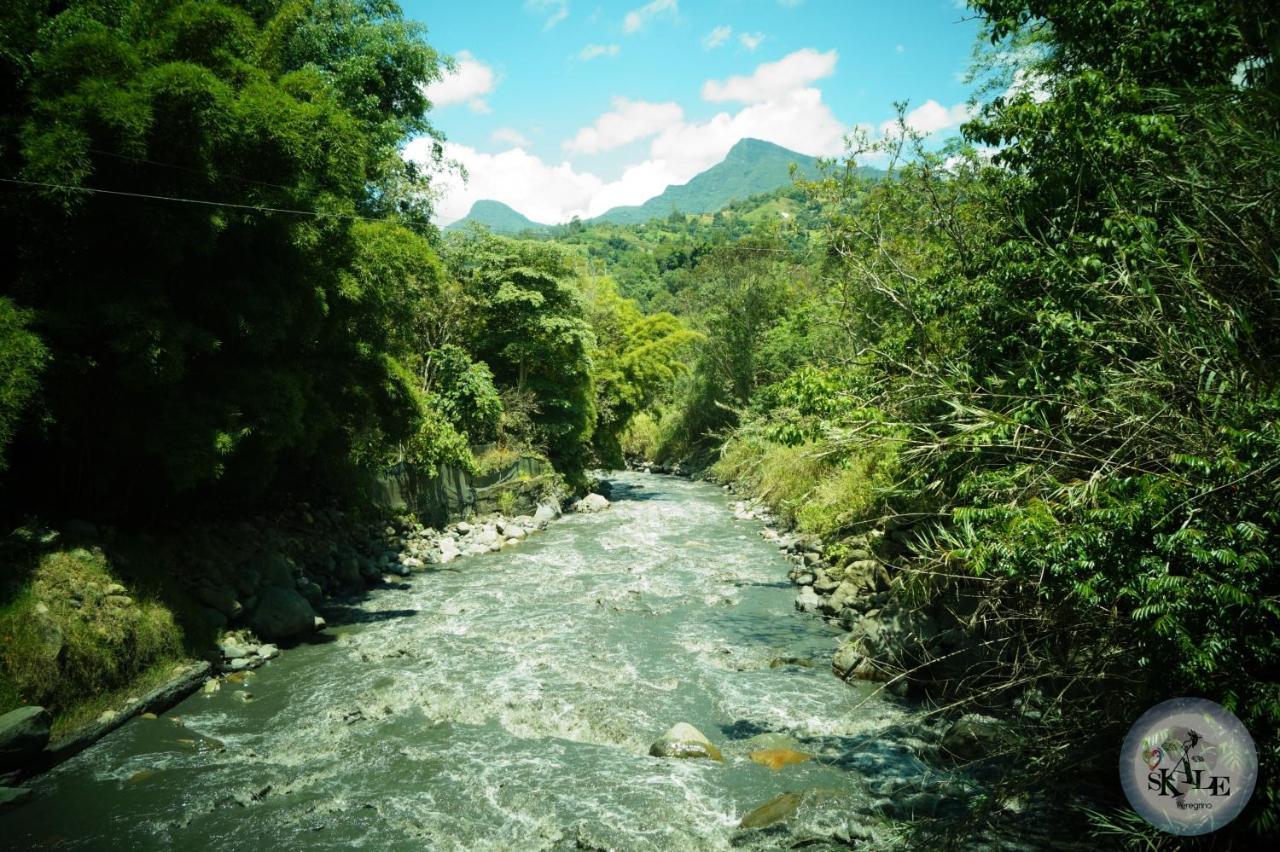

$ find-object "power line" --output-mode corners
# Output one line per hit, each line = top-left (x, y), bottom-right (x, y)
(0, 176), (430, 230)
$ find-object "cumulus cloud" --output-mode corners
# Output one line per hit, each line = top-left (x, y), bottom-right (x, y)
(424, 51), (496, 113)
(579, 43), (620, 61)
(703, 25), (732, 50)
(623, 0), (677, 34)
(525, 0), (569, 30)
(564, 97), (684, 155)
(739, 32), (765, 51)
(491, 128), (532, 148)
(702, 48), (837, 103)
(879, 99), (974, 136)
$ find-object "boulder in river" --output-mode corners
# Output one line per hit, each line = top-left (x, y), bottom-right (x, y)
(0, 706), (51, 771)
(575, 493), (610, 513)
(648, 722), (723, 761)
(534, 502), (561, 526)
(248, 586), (318, 640)
(794, 586), (820, 613)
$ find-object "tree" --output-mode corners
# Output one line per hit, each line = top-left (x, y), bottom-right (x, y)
(444, 230), (596, 482)
(0, 0), (447, 514)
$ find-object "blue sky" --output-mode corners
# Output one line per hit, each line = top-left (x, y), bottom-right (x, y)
(400, 1), (984, 224)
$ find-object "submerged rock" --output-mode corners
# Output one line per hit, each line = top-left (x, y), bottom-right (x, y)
(648, 722), (723, 761)
(738, 791), (803, 829)
(749, 748), (812, 771)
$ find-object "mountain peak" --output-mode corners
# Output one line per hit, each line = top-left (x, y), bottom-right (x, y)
(724, 137), (792, 159)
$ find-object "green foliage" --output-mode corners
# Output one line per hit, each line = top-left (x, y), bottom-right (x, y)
(423, 344), (502, 444)
(0, 298), (46, 471)
(0, 0), (446, 513)
(583, 276), (699, 465)
(444, 230), (596, 483)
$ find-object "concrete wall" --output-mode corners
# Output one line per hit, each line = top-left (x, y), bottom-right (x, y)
(370, 455), (555, 525)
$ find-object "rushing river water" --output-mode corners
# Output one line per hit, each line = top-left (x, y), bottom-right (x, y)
(5, 473), (964, 850)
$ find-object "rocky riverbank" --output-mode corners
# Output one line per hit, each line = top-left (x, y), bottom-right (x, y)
(714, 485), (1022, 771)
(0, 469), (618, 798)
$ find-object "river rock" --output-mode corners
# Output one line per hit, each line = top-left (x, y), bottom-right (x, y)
(257, 643), (279, 660)
(575, 493), (610, 513)
(218, 636), (254, 660)
(455, 521), (473, 535)
(940, 714), (1012, 762)
(399, 556), (425, 572)
(197, 584), (241, 619)
(533, 502), (560, 527)
(648, 723), (723, 761)
(738, 792), (803, 829)
(436, 537), (460, 564)
(498, 521), (527, 540)
(0, 707), (51, 771)
(749, 748), (811, 771)
(794, 586), (820, 613)
(253, 552), (298, 590)
(248, 586), (317, 640)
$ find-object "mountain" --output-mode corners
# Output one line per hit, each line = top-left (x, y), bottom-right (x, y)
(444, 199), (550, 235)
(443, 138), (874, 233)
(590, 138), (822, 226)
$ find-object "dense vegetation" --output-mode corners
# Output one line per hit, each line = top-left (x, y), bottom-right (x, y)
(2, 0), (1276, 842)
(0, 0), (690, 518)
(568, 0), (1280, 840)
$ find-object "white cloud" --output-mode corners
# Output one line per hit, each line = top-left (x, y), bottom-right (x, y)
(623, 0), (677, 34)
(879, 99), (974, 136)
(739, 32), (765, 51)
(703, 25), (732, 50)
(424, 51), (496, 113)
(525, 0), (569, 30)
(564, 97), (684, 155)
(702, 48), (837, 103)
(418, 48), (848, 226)
(579, 43), (620, 61)
(491, 128), (532, 148)
(411, 139), (604, 226)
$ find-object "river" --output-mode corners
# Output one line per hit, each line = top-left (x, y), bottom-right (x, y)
(4, 473), (967, 850)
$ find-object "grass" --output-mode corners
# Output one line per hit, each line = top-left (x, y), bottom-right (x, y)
(0, 545), (189, 723)
(49, 654), (194, 741)
(712, 435), (892, 537)
(473, 445), (523, 476)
